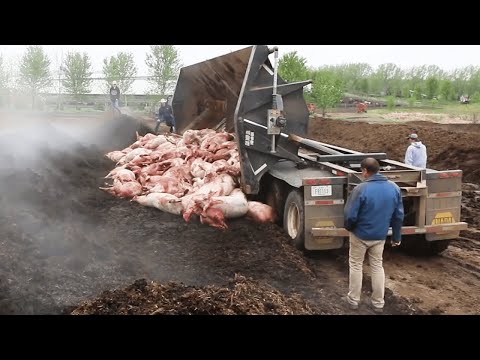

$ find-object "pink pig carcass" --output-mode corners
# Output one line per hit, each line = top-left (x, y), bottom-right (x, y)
(100, 179), (143, 198)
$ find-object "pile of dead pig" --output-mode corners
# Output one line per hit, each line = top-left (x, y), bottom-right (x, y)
(101, 130), (275, 229)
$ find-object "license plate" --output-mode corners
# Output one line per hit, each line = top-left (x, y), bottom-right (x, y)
(311, 185), (332, 197)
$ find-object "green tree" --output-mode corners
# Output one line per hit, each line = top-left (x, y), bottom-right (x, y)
(471, 91), (480, 103)
(386, 96), (395, 110)
(407, 65), (429, 81)
(328, 63), (372, 95)
(439, 80), (455, 101)
(372, 63), (403, 96)
(19, 45), (52, 108)
(401, 85), (411, 98)
(413, 84), (424, 100)
(425, 76), (439, 99)
(466, 66), (480, 96)
(309, 70), (344, 117)
(278, 51), (308, 83)
(425, 65), (446, 79)
(145, 45), (182, 96)
(451, 66), (474, 99)
(403, 65), (428, 99)
(102, 52), (138, 96)
(358, 77), (370, 95)
(61, 52), (93, 106)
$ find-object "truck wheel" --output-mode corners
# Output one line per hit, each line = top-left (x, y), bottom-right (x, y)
(283, 189), (305, 250)
(400, 236), (451, 256)
(428, 239), (451, 255)
(265, 179), (286, 225)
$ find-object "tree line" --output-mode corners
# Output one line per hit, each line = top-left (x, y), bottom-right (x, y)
(3, 46), (479, 112)
(0, 45), (182, 108)
(278, 51), (480, 116)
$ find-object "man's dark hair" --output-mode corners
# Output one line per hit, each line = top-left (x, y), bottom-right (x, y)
(360, 157), (380, 174)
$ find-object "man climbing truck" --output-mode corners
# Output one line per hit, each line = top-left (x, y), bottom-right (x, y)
(169, 45), (468, 255)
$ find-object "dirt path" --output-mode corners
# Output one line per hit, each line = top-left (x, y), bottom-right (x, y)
(0, 112), (478, 315)
(383, 238), (480, 315)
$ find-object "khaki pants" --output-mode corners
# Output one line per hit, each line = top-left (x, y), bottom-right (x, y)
(347, 233), (385, 309)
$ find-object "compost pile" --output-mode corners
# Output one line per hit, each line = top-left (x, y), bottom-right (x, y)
(70, 274), (315, 315)
(461, 183), (480, 229)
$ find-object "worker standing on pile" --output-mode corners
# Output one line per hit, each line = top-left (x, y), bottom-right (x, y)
(405, 133), (427, 168)
(342, 157), (404, 314)
(155, 98), (176, 133)
(109, 81), (121, 115)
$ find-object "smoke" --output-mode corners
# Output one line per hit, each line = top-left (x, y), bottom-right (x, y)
(0, 110), (142, 314)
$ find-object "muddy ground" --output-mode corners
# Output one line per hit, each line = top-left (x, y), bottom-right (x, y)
(0, 113), (478, 315)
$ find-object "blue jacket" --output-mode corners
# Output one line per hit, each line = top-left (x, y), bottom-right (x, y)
(344, 173), (404, 241)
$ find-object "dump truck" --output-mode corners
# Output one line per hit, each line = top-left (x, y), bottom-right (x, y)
(171, 45), (468, 255)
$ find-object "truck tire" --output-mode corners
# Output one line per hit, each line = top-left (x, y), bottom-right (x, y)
(428, 239), (451, 255)
(283, 189), (305, 250)
(400, 236), (451, 256)
(265, 179), (286, 226)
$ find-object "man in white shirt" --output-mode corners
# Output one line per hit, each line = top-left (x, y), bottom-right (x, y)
(405, 133), (427, 168)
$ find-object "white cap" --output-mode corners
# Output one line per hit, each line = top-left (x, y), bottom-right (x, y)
(112, 81), (117, 85)
(160, 98), (167, 103)
(407, 133), (418, 140)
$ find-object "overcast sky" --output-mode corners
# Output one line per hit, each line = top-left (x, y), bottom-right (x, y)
(1, 45), (479, 94)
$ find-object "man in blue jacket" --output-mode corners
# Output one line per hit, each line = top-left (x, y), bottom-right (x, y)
(343, 157), (404, 313)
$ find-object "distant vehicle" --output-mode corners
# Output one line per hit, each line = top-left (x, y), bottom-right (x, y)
(356, 102), (368, 113)
(460, 95), (470, 104)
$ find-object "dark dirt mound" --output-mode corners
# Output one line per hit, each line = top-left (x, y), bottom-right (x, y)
(0, 115), (152, 314)
(461, 183), (480, 228)
(309, 118), (480, 183)
(70, 275), (316, 315)
(433, 148), (480, 183)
